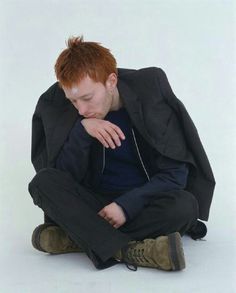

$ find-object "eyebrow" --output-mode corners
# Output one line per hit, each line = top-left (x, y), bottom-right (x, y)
(66, 93), (92, 100)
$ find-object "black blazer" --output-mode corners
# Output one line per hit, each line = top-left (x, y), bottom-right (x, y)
(30, 67), (216, 221)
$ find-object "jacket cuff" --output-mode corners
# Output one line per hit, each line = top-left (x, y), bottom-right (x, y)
(113, 200), (131, 222)
(73, 118), (93, 140)
(114, 193), (145, 221)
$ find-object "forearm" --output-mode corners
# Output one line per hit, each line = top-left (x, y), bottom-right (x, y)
(114, 163), (189, 220)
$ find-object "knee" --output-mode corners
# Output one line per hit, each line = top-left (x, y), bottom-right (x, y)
(170, 190), (199, 223)
(29, 168), (50, 185)
(28, 168), (68, 190)
(28, 168), (58, 200)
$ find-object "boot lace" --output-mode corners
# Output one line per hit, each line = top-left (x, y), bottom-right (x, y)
(121, 241), (152, 271)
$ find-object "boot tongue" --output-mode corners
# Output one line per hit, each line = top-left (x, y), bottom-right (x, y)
(113, 247), (138, 271)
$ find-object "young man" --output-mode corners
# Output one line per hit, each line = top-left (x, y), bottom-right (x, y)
(28, 36), (215, 271)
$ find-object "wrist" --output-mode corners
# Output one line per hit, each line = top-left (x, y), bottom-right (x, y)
(114, 201), (129, 221)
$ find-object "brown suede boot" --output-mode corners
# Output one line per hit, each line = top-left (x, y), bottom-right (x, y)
(114, 232), (186, 271)
(31, 223), (84, 254)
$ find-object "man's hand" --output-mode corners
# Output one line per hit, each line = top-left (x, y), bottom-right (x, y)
(98, 202), (127, 229)
(81, 118), (125, 149)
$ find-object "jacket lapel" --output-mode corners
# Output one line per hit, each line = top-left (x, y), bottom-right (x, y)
(117, 78), (156, 148)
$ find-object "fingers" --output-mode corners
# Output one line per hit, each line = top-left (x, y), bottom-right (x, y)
(110, 124), (126, 141)
(100, 129), (117, 149)
(99, 122), (126, 149)
(104, 217), (119, 228)
(98, 209), (118, 227)
(97, 131), (119, 149)
(81, 118), (126, 149)
(103, 128), (122, 148)
(96, 133), (110, 148)
(98, 210), (105, 217)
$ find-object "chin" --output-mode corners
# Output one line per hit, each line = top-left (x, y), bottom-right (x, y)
(85, 114), (97, 118)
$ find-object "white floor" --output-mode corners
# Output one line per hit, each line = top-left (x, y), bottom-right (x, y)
(1, 231), (235, 293)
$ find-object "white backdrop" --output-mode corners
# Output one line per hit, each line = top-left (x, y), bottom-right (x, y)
(0, 1), (235, 292)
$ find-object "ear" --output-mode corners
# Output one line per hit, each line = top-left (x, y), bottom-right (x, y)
(106, 73), (117, 89)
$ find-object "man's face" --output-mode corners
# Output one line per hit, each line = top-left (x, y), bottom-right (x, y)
(62, 75), (114, 119)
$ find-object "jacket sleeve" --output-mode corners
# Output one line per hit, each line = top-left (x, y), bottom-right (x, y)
(55, 118), (94, 182)
(31, 99), (48, 172)
(114, 157), (189, 221)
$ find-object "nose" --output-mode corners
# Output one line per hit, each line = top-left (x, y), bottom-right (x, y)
(78, 108), (86, 116)
(76, 102), (88, 117)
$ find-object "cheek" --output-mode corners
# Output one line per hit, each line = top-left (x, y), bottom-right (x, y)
(91, 94), (110, 114)
(103, 95), (111, 108)
(95, 97), (108, 110)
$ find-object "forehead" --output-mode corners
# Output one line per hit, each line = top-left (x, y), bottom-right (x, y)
(63, 75), (98, 99)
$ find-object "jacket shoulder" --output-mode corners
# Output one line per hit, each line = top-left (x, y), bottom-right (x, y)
(37, 82), (68, 107)
(118, 66), (166, 84)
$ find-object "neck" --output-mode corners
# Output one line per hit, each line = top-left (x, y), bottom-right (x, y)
(110, 87), (123, 111)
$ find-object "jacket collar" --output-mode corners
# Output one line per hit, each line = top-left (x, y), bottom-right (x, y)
(117, 78), (156, 146)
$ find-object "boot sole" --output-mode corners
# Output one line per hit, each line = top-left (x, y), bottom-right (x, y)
(168, 232), (186, 271)
(31, 223), (57, 252)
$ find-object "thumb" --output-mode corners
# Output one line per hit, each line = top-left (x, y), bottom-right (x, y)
(98, 209), (105, 217)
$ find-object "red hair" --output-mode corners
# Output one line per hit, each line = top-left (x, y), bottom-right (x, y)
(54, 35), (118, 88)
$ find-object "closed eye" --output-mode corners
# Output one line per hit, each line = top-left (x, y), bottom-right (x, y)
(70, 96), (92, 103)
(83, 97), (92, 101)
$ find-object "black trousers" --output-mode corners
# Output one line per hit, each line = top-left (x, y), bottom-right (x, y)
(28, 168), (199, 269)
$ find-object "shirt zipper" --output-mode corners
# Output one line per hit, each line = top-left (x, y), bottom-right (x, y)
(101, 129), (151, 182)
(131, 128), (150, 181)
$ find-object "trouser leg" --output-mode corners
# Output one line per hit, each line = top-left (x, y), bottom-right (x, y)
(28, 168), (132, 269)
(119, 189), (199, 240)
